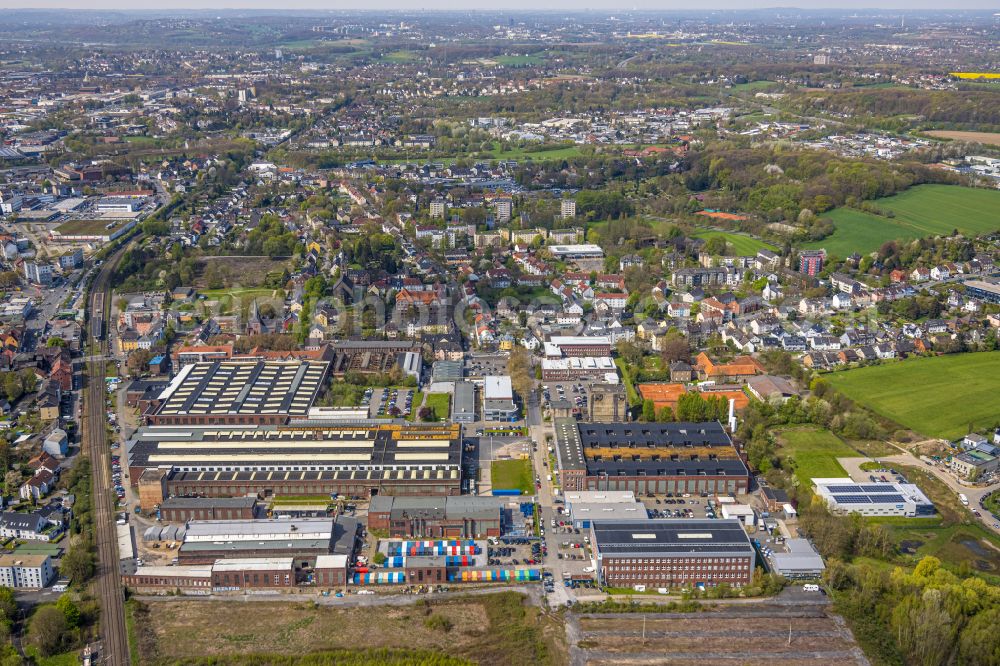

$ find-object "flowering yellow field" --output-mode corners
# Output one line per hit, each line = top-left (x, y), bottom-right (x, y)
(950, 72), (1000, 79)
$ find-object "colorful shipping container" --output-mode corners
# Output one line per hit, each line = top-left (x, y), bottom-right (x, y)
(351, 572), (405, 585)
(386, 540), (480, 557)
(446, 569), (541, 583)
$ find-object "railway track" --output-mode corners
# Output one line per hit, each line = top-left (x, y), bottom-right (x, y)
(83, 248), (131, 666)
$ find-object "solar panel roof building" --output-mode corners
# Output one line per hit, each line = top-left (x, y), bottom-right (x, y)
(590, 519), (756, 589)
(553, 418), (751, 496)
(812, 477), (935, 517)
(148, 359), (330, 426)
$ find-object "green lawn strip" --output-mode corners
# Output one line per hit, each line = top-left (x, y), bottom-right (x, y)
(404, 390), (424, 422)
(197, 287), (283, 301)
(125, 598), (141, 665)
(422, 393), (451, 421)
(491, 458), (534, 494)
(614, 358), (640, 406)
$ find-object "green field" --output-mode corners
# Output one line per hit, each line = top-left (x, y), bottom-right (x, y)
(825, 352), (1000, 440)
(804, 184), (1000, 256)
(489, 144), (586, 161)
(198, 288), (284, 301)
(775, 427), (857, 488)
(490, 458), (533, 495)
(422, 393), (451, 421)
(53, 218), (131, 236)
(692, 229), (778, 255)
(381, 50), (420, 62)
(494, 54), (544, 67)
(729, 80), (778, 92)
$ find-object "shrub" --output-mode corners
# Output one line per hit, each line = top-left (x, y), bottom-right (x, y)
(424, 614), (453, 632)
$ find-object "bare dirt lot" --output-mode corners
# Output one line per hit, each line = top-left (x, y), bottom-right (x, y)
(131, 591), (566, 666)
(925, 130), (1000, 147)
(570, 603), (868, 666)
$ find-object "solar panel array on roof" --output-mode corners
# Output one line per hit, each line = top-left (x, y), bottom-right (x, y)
(826, 483), (912, 506)
(826, 484), (862, 493)
(155, 360), (327, 417)
(831, 495), (872, 504)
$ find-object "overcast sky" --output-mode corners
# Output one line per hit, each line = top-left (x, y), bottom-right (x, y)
(1, 1), (998, 10)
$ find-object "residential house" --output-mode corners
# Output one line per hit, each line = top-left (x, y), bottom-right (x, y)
(37, 382), (60, 422)
(0, 511), (59, 541)
(19, 469), (55, 501)
(669, 361), (693, 382)
(42, 429), (68, 458)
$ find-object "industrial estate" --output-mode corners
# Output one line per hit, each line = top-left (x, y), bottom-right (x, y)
(0, 6), (998, 666)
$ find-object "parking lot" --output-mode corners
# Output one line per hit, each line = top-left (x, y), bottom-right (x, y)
(540, 381), (591, 411)
(486, 536), (546, 568)
(364, 387), (413, 418)
(639, 495), (719, 519)
(464, 353), (509, 379)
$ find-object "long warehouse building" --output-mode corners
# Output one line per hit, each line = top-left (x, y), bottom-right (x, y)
(129, 423), (463, 502)
(553, 419), (750, 495)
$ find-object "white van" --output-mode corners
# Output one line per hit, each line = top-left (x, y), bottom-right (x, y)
(803, 584), (820, 592)
(959, 493), (969, 506)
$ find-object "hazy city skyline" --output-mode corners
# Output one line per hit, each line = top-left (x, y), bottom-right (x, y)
(1, 2), (999, 10)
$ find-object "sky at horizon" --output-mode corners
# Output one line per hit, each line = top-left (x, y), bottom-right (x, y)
(1, 2), (999, 11)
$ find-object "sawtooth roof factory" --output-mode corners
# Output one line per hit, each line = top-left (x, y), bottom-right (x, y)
(553, 418), (751, 496)
(145, 358), (330, 426)
(128, 357), (462, 502)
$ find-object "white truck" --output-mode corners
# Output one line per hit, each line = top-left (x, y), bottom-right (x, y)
(959, 493), (969, 506)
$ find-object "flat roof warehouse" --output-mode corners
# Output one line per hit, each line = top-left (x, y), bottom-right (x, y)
(591, 519), (755, 557)
(128, 423), (462, 474)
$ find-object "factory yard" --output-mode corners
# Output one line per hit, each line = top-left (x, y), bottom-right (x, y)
(570, 601), (868, 666)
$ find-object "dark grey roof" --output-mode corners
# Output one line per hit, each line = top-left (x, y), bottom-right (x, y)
(160, 496), (257, 510)
(554, 418), (749, 479)
(0, 511), (46, 531)
(331, 517), (360, 555)
(371, 495), (500, 522)
(592, 519), (754, 557)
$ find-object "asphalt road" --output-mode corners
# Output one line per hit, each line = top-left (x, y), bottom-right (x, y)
(84, 248), (130, 666)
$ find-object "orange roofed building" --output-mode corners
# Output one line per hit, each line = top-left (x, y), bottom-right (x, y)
(639, 382), (750, 413)
(638, 383), (687, 411)
(694, 352), (765, 383)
